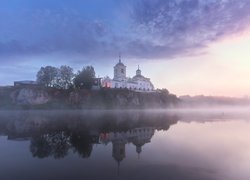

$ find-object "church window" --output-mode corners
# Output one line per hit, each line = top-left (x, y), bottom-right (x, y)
(121, 69), (124, 74)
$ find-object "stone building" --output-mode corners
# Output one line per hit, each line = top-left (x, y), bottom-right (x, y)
(102, 56), (154, 92)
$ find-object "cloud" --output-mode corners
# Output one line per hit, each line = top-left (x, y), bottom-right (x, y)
(0, 9), (113, 59)
(129, 0), (250, 58)
(1, 0), (250, 62)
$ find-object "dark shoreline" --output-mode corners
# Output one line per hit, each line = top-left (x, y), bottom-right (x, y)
(0, 86), (179, 110)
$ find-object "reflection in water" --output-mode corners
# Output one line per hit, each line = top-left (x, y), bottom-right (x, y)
(101, 126), (155, 173)
(0, 110), (250, 180)
(0, 111), (178, 162)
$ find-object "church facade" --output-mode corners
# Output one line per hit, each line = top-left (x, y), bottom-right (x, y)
(102, 56), (154, 92)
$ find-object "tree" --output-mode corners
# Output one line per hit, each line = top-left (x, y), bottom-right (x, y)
(74, 66), (95, 89)
(55, 65), (74, 89)
(160, 88), (169, 95)
(36, 66), (58, 87)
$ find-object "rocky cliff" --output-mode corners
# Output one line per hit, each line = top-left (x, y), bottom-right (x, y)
(0, 86), (179, 109)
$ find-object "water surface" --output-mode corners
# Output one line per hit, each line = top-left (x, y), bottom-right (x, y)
(0, 110), (249, 180)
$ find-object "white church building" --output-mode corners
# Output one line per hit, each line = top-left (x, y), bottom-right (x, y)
(102, 56), (154, 92)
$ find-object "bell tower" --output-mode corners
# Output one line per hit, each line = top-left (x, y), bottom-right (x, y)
(113, 54), (126, 80)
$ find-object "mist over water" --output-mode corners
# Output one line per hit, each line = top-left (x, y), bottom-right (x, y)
(0, 109), (249, 180)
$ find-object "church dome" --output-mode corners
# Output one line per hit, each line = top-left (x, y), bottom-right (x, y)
(136, 65), (142, 76)
(115, 54), (125, 66)
(136, 69), (141, 75)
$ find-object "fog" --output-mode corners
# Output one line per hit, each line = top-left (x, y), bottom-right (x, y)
(1, 105), (250, 122)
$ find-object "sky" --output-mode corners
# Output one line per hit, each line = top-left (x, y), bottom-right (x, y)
(1, 0), (250, 97)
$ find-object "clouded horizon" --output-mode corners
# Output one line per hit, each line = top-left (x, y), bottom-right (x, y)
(1, 0), (250, 97)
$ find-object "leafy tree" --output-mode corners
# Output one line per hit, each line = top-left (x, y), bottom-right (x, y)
(74, 66), (95, 89)
(160, 88), (169, 95)
(55, 65), (74, 89)
(36, 66), (58, 87)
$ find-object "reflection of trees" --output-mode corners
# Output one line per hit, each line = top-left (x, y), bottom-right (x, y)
(97, 113), (178, 133)
(30, 135), (52, 158)
(70, 132), (93, 158)
(30, 131), (70, 159)
(0, 111), (179, 159)
(30, 131), (94, 159)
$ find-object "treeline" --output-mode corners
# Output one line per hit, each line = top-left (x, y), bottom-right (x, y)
(36, 65), (96, 89)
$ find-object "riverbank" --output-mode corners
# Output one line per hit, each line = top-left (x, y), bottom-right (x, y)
(0, 86), (179, 110)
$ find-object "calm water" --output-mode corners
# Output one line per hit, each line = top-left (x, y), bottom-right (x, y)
(0, 110), (250, 180)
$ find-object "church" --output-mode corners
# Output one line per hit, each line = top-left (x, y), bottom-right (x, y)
(102, 56), (154, 92)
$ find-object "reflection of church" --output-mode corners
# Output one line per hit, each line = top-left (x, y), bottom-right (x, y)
(100, 127), (155, 165)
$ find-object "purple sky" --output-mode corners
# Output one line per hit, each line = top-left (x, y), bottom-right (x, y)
(1, 0), (250, 96)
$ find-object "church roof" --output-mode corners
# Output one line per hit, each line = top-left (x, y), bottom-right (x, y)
(132, 74), (149, 81)
(115, 62), (125, 66)
(115, 54), (125, 66)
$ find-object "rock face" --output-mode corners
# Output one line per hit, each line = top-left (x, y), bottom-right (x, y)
(0, 87), (179, 109)
(67, 89), (179, 109)
(11, 88), (50, 105)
